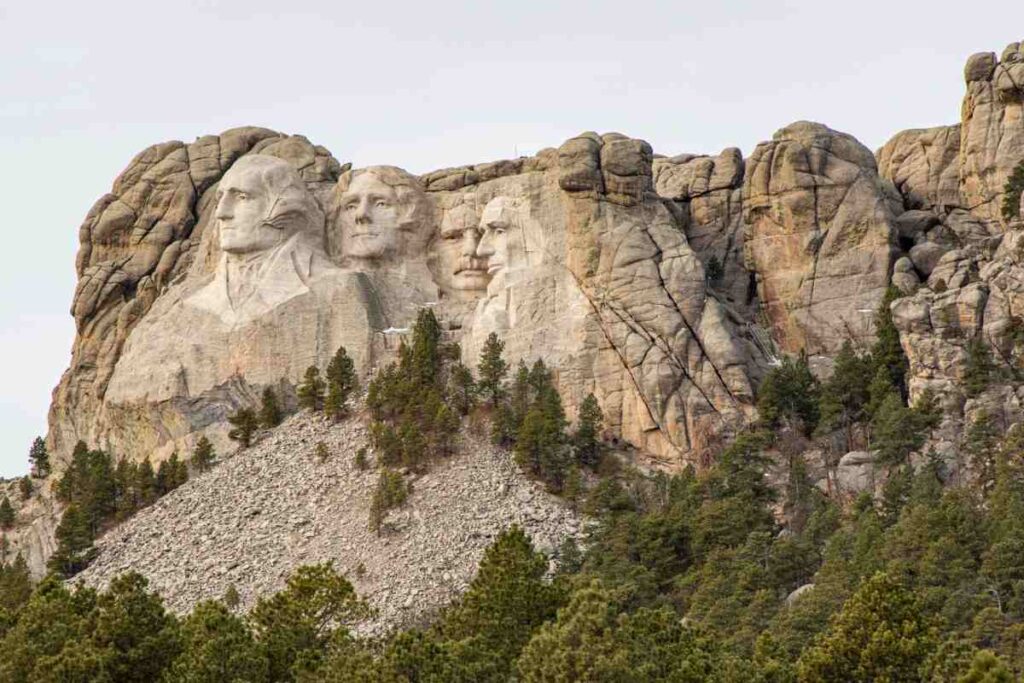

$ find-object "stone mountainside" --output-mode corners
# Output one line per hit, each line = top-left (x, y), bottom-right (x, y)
(6, 39), (1022, 586)
(72, 412), (582, 634)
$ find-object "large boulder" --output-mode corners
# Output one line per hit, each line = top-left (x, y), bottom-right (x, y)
(743, 121), (898, 355)
(960, 43), (1024, 231)
(877, 125), (962, 211)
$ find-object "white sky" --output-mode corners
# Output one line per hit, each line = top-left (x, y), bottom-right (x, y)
(0, 0), (1019, 476)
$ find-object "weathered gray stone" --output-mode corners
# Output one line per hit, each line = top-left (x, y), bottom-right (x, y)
(743, 121), (897, 354)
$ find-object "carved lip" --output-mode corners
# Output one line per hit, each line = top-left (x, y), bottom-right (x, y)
(454, 266), (488, 276)
(486, 263), (505, 274)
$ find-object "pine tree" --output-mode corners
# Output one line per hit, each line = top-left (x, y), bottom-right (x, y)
(817, 340), (872, 446)
(706, 253), (725, 283)
(168, 600), (267, 682)
(410, 308), (443, 388)
(250, 563), (368, 682)
(796, 572), (938, 681)
(448, 362), (477, 416)
(228, 407), (259, 448)
(871, 285), (910, 397)
(964, 336), (996, 398)
(757, 354), (820, 435)
(0, 497), (14, 530)
(325, 346), (359, 420)
(440, 526), (565, 678)
(156, 452), (187, 496)
(136, 459), (157, 508)
(18, 476), (31, 501)
(297, 366), (326, 411)
(1002, 158), (1024, 221)
(872, 393), (921, 467)
(191, 436), (216, 473)
(866, 365), (898, 420)
(478, 333), (509, 407)
(965, 411), (1001, 493)
(28, 437), (49, 478)
(573, 393), (604, 469)
(259, 387), (283, 428)
(369, 469), (409, 535)
(48, 504), (97, 578)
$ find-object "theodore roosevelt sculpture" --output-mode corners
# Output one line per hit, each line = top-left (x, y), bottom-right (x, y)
(430, 196), (490, 297)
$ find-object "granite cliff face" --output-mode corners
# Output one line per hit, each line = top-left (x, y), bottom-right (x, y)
(15, 39), (1024, 581)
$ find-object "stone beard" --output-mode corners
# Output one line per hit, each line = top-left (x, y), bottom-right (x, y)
(187, 155), (329, 326)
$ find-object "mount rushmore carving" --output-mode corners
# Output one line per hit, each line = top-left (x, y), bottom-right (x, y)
(48, 128), (776, 469)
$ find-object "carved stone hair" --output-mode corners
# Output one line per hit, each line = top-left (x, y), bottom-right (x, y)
(221, 154), (325, 236)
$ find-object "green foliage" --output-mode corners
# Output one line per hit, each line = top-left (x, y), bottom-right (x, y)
(223, 584), (241, 610)
(441, 525), (565, 678)
(965, 337), (996, 398)
(706, 253), (725, 283)
(156, 452), (188, 496)
(28, 436), (49, 478)
(250, 562), (368, 682)
(48, 504), (97, 578)
(315, 441), (329, 463)
(817, 340), (872, 444)
(297, 366), (326, 411)
(168, 600), (267, 683)
(966, 411), (1001, 494)
(0, 573), (178, 683)
(758, 355), (819, 435)
(517, 580), (719, 682)
(259, 386), (283, 428)
(0, 496), (13, 530)
(228, 407), (259, 448)
(870, 390), (939, 469)
(796, 572), (938, 682)
(18, 476), (32, 501)
(513, 360), (570, 491)
(369, 468), (410, 535)
(1001, 158), (1024, 222)
(477, 332), (509, 408)
(448, 362), (477, 416)
(354, 447), (368, 471)
(325, 346), (359, 420)
(872, 285), (910, 397)
(958, 649), (1015, 682)
(573, 393), (604, 469)
(191, 436), (216, 473)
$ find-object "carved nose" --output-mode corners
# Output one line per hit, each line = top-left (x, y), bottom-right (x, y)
(460, 229), (480, 257)
(354, 199), (371, 224)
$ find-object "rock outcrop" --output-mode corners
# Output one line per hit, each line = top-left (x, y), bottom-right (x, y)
(743, 121), (898, 355)
(48, 130), (346, 463)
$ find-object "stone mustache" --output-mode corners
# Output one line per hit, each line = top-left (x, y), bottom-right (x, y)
(50, 130), (762, 474)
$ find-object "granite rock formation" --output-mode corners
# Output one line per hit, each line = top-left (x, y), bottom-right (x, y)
(742, 121), (898, 355)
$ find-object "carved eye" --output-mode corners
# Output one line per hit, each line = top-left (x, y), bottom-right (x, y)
(375, 200), (389, 209)
(345, 204), (358, 212)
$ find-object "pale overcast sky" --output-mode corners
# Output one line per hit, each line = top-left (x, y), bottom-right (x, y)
(0, 0), (1019, 476)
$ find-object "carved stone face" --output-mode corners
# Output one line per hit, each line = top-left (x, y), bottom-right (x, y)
(476, 198), (515, 278)
(436, 202), (489, 292)
(216, 165), (281, 255)
(338, 173), (403, 260)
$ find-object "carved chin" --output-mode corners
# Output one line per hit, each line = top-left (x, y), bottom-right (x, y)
(346, 235), (395, 259)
